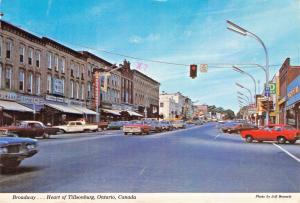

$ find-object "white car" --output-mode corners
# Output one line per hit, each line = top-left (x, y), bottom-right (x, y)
(54, 121), (98, 133)
(172, 120), (186, 129)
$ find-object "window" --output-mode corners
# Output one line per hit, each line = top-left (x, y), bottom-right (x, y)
(6, 39), (12, 59)
(47, 75), (52, 93)
(76, 64), (80, 78)
(19, 45), (25, 63)
(5, 66), (12, 89)
(61, 78), (65, 96)
(35, 74), (41, 95)
(88, 64), (92, 77)
(160, 102), (164, 107)
(54, 54), (58, 71)
(28, 72), (33, 94)
(19, 70), (25, 92)
(76, 82), (79, 99)
(35, 50), (41, 67)
(87, 82), (91, 98)
(59, 57), (65, 73)
(47, 52), (52, 69)
(28, 47), (33, 65)
(0, 64), (2, 88)
(0, 36), (2, 58)
(70, 62), (74, 77)
(81, 83), (84, 100)
(70, 80), (74, 98)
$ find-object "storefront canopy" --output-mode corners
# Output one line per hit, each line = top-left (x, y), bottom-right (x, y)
(0, 100), (34, 112)
(45, 103), (82, 115)
(101, 109), (121, 116)
(126, 110), (144, 117)
(72, 106), (98, 115)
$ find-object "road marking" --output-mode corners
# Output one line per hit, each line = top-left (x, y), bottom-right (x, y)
(139, 167), (146, 176)
(214, 134), (222, 139)
(273, 143), (300, 163)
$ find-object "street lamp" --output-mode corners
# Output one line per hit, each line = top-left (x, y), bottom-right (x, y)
(237, 91), (250, 103)
(233, 65), (257, 97)
(227, 20), (270, 125)
(238, 96), (249, 105)
(235, 82), (253, 103)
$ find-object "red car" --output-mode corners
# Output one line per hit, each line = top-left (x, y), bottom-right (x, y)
(123, 120), (151, 135)
(240, 124), (300, 144)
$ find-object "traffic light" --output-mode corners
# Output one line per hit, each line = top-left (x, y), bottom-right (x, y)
(261, 100), (274, 111)
(190, 64), (197, 79)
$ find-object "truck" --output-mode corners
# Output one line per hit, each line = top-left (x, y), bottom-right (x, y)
(54, 121), (99, 133)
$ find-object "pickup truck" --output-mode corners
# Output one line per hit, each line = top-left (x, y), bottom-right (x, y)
(54, 121), (99, 133)
(0, 121), (60, 139)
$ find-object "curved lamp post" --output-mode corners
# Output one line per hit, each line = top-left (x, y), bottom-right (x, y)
(233, 65), (257, 97)
(227, 20), (270, 125)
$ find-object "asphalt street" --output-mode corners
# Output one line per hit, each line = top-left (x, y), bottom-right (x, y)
(0, 123), (299, 192)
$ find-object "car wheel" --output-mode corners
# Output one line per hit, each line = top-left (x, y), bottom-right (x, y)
(289, 140), (296, 144)
(277, 136), (286, 144)
(124, 132), (128, 135)
(43, 132), (50, 139)
(2, 159), (21, 169)
(58, 129), (65, 134)
(245, 135), (253, 143)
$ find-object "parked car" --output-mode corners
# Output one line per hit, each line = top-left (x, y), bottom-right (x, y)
(0, 121), (60, 139)
(123, 120), (151, 135)
(107, 121), (123, 130)
(0, 129), (38, 169)
(172, 120), (186, 129)
(160, 121), (174, 131)
(97, 121), (109, 130)
(226, 123), (258, 134)
(144, 120), (163, 132)
(54, 121), (98, 133)
(194, 120), (204, 125)
(240, 124), (300, 144)
(220, 121), (240, 133)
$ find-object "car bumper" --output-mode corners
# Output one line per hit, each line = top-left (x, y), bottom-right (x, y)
(0, 149), (38, 161)
(295, 136), (300, 140)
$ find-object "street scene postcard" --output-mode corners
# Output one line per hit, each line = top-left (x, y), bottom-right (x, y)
(0, 0), (299, 203)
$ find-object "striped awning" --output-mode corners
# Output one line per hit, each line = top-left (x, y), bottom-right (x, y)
(0, 100), (34, 112)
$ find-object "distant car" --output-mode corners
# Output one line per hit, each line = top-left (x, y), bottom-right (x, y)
(107, 121), (123, 130)
(0, 120), (60, 139)
(123, 120), (151, 135)
(144, 120), (163, 133)
(172, 120), (186, 129)
(0, 130), (38, 169)
(160, 121), (174, 131)
(54, 121), (98, 133)
(220, 122), (240, 133)
(227, 123), (258, 134)
(194, 120), (204, 125)
(240, 124), (300, 144)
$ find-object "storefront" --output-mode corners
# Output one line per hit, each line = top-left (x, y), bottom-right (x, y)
(286, 75), (300, 129)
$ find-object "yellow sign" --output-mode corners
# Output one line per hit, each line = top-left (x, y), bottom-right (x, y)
(288, 86), (299, 98)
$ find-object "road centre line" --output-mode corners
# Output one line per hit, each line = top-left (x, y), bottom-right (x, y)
(273, 143), (300, 163)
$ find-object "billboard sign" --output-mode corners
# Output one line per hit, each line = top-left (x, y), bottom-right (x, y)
(52, 78), (64, 96)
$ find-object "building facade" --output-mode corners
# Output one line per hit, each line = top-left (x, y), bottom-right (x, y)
(278, 58), (300, 125)
(0, 20), (97, 125)
(132, 69), (160, 118)
(286, 75), (300, 128)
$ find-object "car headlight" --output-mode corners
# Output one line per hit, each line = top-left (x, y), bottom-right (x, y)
(26, 144), (37, 150)
(0, 147), (8, 154)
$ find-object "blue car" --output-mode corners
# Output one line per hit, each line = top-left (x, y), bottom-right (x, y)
(0, 130), (38, 169)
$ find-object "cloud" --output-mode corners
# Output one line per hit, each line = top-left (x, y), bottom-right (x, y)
(46, 0), (52, 16)
(129, 33), (160, 44)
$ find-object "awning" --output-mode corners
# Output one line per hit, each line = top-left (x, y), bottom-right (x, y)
(45, 103), (82, 115)
(0, 100), (34, 112)
(126, 110), (144, 117)
(72, 106), (98, 115)
(101, 109), (121, 116)
(21, 104), (44, 112)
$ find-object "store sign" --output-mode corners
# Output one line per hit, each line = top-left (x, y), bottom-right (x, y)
(269, 83), (276, 94)
(288, 86), (299, 98)
(0, 90), (44, 104)
(45, 95), (67, 103)
(52, 78), (64, 96)
(0, 91), (17, 101)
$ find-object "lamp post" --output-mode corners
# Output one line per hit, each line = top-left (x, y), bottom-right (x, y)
(227, 20), (270, 125)
(236, 82), (253, 104)
(233, 66), (257, 97)
(238, 96), (249, 105)
(237, 91), (250, 103)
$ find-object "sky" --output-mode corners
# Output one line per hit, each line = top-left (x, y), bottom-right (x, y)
(1, 0), (300, 113)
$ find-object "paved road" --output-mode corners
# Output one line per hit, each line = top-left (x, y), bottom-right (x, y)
(0, 123), (299, 192)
